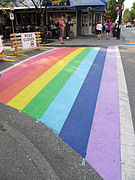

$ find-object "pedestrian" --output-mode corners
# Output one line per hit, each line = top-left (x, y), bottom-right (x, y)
(59, 16), (66, 44)
(102, 21), (106, 33)
(106, 20), (111, 40)
(112, 21), (115, 37)
(96, 21), (102, 40)
(114, 21), (119, 37)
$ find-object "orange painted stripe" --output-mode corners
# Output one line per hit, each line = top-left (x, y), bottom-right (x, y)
(0, 48), (73, 93)
(0, 48), (77, 104)
(0, 48), (62, 82)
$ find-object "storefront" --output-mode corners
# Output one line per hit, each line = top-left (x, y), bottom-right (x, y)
(46, 0), (108, 37)
(46, 8), (77, 37)
(0, 0), (108, 39)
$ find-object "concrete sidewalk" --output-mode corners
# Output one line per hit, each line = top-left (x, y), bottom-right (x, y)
(3, 33), (127, 48)
(44, 33), (127, 47)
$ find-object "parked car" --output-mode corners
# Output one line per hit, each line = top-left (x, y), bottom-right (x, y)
(126, 22), (133, 27)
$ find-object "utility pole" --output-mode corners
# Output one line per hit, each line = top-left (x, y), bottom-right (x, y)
(116, 0), (124, 39)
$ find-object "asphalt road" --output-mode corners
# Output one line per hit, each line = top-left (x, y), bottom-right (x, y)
(121, 27), (135, 130)
(121, 26), (135, 41)
(0, 29), (135, 180)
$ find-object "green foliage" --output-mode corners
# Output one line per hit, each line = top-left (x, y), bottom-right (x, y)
(108, 0), (117, 21)
(123, 2), (135, 23)
(123, 8), (131, 22)
(0, 0), (12, 6)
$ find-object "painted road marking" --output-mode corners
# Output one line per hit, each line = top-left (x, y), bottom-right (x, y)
(23, 48), (91, 119)
(0, 48), (58, 75)
(0, 47), (135, 180)
(116, 46), (135, 180)
(40, 48), (100, 134)
(7, 48), (85, 110)
(59, 47), (107, 158)
(0, 48), (72, 93)
(85, 46), (121, 180)
(120, 41), (135, 46)
(0, 48), (75, 104)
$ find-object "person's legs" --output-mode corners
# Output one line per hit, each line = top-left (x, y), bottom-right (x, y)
(97, 31), (101, 39)
(108, 32), (110, 39)
(60, 36), (63, 43)
(106, 32), (108, 40)
(60, 30), (64, 44)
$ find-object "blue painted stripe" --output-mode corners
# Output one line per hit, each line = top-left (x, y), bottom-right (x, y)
(40, 48), (100, 134)
(59, 47), (107, 158)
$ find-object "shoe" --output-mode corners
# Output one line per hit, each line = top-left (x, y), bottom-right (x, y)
(60, 42), (64, 44)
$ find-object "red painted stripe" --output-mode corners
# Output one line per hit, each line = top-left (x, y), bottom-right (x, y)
(0, 48), (65, 82)
(0, 48), (73, 93)
(0, 48), (77, 104)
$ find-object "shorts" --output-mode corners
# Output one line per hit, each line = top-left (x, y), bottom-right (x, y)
(106, 30), (110, 33)
(60, 29), (64, 37)
(96, 30), (101, 34)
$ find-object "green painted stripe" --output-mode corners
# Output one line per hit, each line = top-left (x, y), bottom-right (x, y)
(23, 48), (92, 119)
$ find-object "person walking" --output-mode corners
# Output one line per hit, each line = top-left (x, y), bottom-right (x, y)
(112, 21), (115, 37)
(96, 21), (102, 40)
(102, 21), (106, 33)
(106, 20), (111, 40)
(59, 16), (66, 44)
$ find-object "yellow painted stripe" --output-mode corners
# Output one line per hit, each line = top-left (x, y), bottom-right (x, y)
(7, 48), (85, 110)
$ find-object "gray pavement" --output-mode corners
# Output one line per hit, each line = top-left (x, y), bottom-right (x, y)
(42, 33), (127, 47)
(0, 103), (102, 180)
(119, 46), (135, 130)
(0, 31), (133, 180)
(3, 32), (127, 48)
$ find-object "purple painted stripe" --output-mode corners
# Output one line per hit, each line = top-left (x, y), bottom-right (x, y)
(85, 47), (121, 180)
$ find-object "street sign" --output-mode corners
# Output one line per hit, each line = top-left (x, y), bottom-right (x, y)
(115, 6), (121, 11)
(115, 4), (124, 11)
(21, 33), (37, 50)
(9, 12), (14, 20)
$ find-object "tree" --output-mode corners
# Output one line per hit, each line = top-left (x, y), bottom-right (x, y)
(123, 8), (131, 22)
(107, 0), (117, 22)
(18, 0), (52, 42)
(0, 0), (12, 6)
(123, 2), (135, 23)
(0, 0), (55, 42)
(130, 2), (135, 22)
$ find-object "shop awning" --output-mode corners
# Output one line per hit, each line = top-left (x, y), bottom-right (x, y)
(70, 0), (108, 6)
(10, 0), (108, 8)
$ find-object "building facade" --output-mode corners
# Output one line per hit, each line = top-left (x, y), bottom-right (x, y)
(0, 0), (108, 39)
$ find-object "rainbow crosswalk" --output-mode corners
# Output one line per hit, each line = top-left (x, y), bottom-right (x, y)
(0, 47), (135, 180)
(123, 41), (135, 46)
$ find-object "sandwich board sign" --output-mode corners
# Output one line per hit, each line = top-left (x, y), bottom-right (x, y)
(21, 33), (37, 50)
